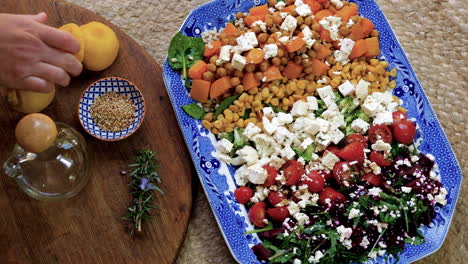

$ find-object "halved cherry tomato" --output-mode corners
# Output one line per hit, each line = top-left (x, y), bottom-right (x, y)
(345, 134), (368, 148)
(333, 161), (359, 186)
(368, 124), (393, 143)
(362, 172), (382, 186)
(392, 119), (416, 144)
(248, 202), (267, 228)
(337, 142), (365, 162)
(268, 191), (285, 206)
(282, 160), (305, 186)
(267, 207), (290, 222)
(262, 165), (278, 187)
(302, 170), (325, 193)
(369, 150), (393, 167)
(319, 187), (347, 205)
(234, 186), (254, 204)
(392, 111), (408, 123)
(319, 170), (332, 181)
(325, 145), (340, 155)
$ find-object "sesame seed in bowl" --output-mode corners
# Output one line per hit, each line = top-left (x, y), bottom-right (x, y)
(78, 77), (145, 141)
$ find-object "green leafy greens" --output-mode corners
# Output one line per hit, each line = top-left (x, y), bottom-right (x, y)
(168, 32), (205, 81)
(182, 103), (206, 119)
(215, 94), (240, 118)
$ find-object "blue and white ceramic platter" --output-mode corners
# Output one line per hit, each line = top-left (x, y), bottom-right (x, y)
(162, 0), (463, 263)
(78, 77), (145, 141)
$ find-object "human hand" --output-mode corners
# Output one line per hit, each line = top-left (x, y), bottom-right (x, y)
(0, 12), (82, 93)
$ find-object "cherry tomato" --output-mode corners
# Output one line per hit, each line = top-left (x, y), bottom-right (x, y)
(282, 160), (305, 186)
(268, 191), (285, 206)
(337, 142), (365, 162)
(234, 187), (254, 204)
(319, 170), (332, 181)
(392, 119), (416, 144)
(302, 170), (325, 193)
(262, 165), (278, 187)
(325, 145), (340, 156)
(333, 161), (359, 186)
(248, 202), (268, 228)
(392, 111), (408, 123)
(362, 172), (382, 186)
(368, 124), (393, 144)
(369, 150), (393, 167)
(319, 187), (346, 205)
(345, 134), (368, 148)
(267, 207), (290, 222)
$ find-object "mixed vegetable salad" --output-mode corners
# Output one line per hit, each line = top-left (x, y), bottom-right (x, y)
(168, 0), (447, 263)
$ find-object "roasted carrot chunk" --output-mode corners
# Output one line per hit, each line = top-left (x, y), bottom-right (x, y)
(303, 0), (321, 13)
(285, 37), (305, 53)
(244, 15), (266, 27)
(246, 49), (265, 64)
(311, 59), (330, 76)
(283, 61), (304, 80)
(364, 37), (380, 57)
(349, 39), (368, 59)
(349, 18), (375, 40)
(223, 22), (240, 36)
(282, 5), (297, 13)
(188, 60), (207, 80)
(314, 9), (333, 22)
(264, 66), (283, 82)
(190, 79), (211, 102)
(315, 44), (332, 60)
(210, 76), (233, 99)
(242, 72), (260, 91)
(203, 40), (222, 57)
(336, 5), (358, 22)
(249, 5), (269, 16)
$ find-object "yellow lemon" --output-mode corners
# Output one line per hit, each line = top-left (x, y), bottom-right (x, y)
(59, 23), (85, 62)
(7, 84), (56, 114)
(15, 113), (57, 153)
(80, 22), (119, 71)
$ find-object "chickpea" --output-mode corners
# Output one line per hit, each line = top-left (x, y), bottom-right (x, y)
(270, 26), (279, 33)
(371, 30), (380, 37)
(280, 57), (289, 65)
(252, 26), (261, 34)
(296, 16), (304, 26)
(259, 61), (270, 72)
(207, 63), (217, 72)
(268, 0), (277, 6)
(265, 17), (274, 27)
(202, 71), (215, 81)
(351, 15), (360, 23)
(302, 58), (311, 67)
(235, 12), (244, 19)
(304, 66), (313, 74)
(209, 56), (218, 65)
(312, 22), (321, 32)
(221, 38), (230, 45)
(277, 48), (285, 57)
(235, 85), (244, 94)
(258, 33), (269, 43)
(273, 15), (283, 25)
(304, 16), (313, 26)
(307, 49), (316, 58)
(294, 56), (302, 65)
(266, 38), (276, 44)
(231, 77), (241, 87)
(245, 63), (256, 72)
(255, 72), (264, 81)
(279, 65), (285, 71)
(217, 67), (227, 77)
(272, 57), (281, 66)
(339, 26), (350, 36)
(234, 70), (244, 77)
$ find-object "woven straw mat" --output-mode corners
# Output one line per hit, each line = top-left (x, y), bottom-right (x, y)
(67, 0), (467, 263)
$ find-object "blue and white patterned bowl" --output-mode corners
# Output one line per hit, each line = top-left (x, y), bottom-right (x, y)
(162, 0), (463, 263)
(78, 77), (145, 141)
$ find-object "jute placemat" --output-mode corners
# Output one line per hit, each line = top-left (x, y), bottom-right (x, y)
(67, 0), (467, 263)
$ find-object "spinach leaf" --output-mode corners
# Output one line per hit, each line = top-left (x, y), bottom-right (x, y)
(168, 32), (205, 80)
(215, 94), (240, 117)
(182, 103), (206, 119)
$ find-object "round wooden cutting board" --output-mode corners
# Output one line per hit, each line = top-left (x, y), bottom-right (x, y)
(0, 1), (193, 263)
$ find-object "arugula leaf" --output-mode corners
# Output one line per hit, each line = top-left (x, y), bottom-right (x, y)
(215, 94), (240, 118)
(168, 32), (205, 80)
(218, 131), (234, 142)
(182, 103), (206, 119)
(245, 222), (274, 235)
(404, 230), (425, 245)
(265, 103), (287, 113)
(241, 108), (252, 119)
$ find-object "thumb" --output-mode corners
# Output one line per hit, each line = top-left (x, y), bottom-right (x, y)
(29, 12), (48, 24)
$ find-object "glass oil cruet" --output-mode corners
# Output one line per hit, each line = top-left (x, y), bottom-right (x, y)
(3, 113), (89, 200)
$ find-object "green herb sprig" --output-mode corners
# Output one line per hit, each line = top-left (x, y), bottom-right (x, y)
(124, 150), (163, 235)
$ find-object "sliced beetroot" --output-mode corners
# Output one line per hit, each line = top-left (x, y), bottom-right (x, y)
(251, 244), (271, 261)
(259, 228), (285, 239)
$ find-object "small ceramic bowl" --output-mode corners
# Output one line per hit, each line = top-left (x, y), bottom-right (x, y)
(78, 77), (145, 141)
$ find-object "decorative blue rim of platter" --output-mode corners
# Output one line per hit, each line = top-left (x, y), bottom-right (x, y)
(161, 0), (463, 263)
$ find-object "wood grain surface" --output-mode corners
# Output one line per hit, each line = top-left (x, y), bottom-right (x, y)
(0, 1), (193, 264)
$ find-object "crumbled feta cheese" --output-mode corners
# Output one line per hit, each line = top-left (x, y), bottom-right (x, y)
(330, 0), (344, 8)
(288, 201), (300, 215)
(317, 77), (328, 84)
(279, 36), (290, 44)
(217, 45), (232, 65)
(291, 100), (309, 116)
(347, 18), (354, 28)
(301, 137), (314, 150)
(368, 187), (382, 197)
(360, 236), (370, 249)
(371, 139), (392, 153)
(252, 20), (267, 32)
(374, 111), (393, 125)
(273, 127), (296, 146)
(213, 152), (232, 163)
(253, 134), (282, 158)
(263, 107), (276, 119)
(234, 165), (249, 186)
(280, 145), (296, 160)
(216, 138), (233, 153)
(275, 1), (286, 10)
(251, 186), (270, 203)
(295, 0), (312, 16)
(263, 43), (278, 59)
(308, 251), (324, 264)
(262, 116), (279, 135)
(294, 212), (310, 225)
(305, 118), (328, 135)
(319, 16), (342, 41)
(280, 15), (298, 32)
(315, 131), (331, 148)
(369, 161), (381, 175)
(301, 26), (316, 48)
(236, 146), (259, 166)
(362, 95), (382, 116)
(351, 118), (370, 134)
(328, 128), (345, 144)
(306, 96), (318, 111)
(243, 122), (262, 139)
(342, 239), (353, 249)
(322, 95), (338, 110)
(339, 38), (355, 54)
(338, 80), (355, 96)
(316, 85), (335, 100)
(348, 208), (361, 219)
(337, 225), (353, 242)
(355, 79), (370, 101)
(277, 112), (293, 125)
(236, 32), (258, 52)
(321, 151), (340, 170)
(247, 163), (268, 185)
(293, 259), (302, 264)
(435, 187), (448, 205)
(279, 12), (288, 19)
(231, 53), (246, 71)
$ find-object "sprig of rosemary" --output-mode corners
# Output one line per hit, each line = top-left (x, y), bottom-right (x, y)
(124, 150), (162, 235)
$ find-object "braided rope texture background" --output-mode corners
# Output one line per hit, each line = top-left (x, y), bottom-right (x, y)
(67, 0), (467, 263)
